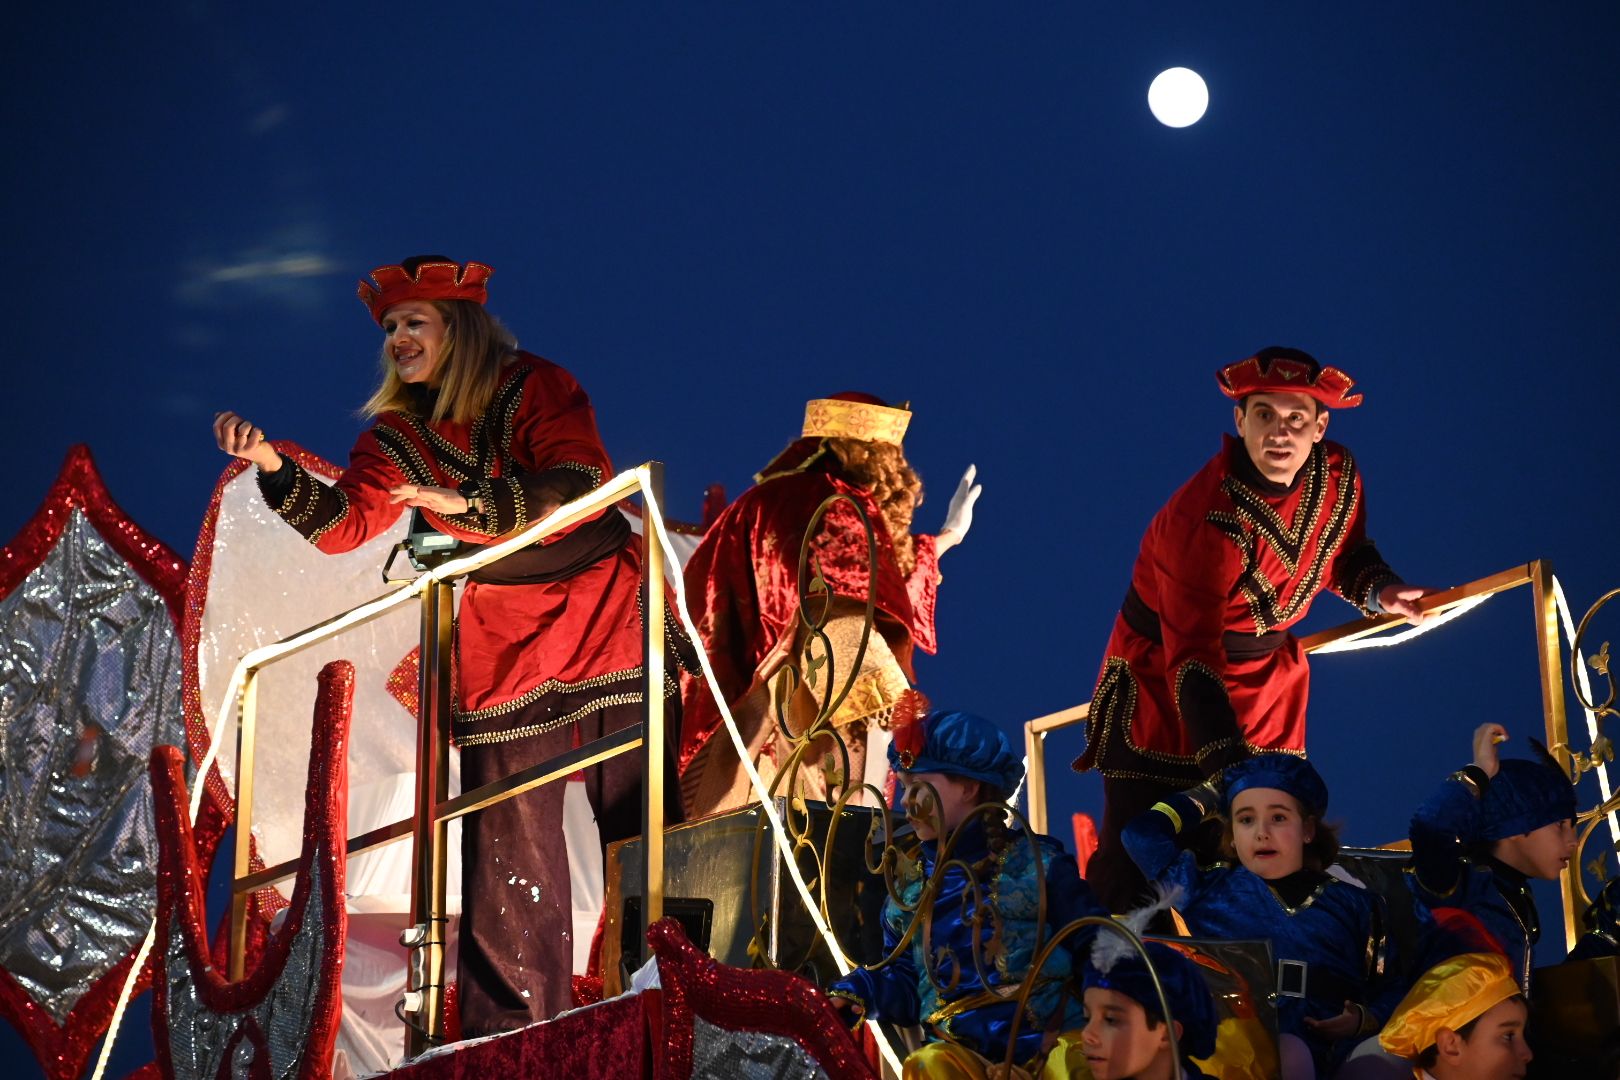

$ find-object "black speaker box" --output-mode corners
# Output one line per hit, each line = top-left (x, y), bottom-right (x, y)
(602, 798), (888, 995)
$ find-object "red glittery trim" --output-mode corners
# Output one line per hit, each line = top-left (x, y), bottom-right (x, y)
(387, 646), (422, 716)
(0, 444), (187, 607)
(151, 660), (354, 1080)
(0, 445), (190, 1080)
(648, 918), (876, 1080)
(441, 980), (462, 1044)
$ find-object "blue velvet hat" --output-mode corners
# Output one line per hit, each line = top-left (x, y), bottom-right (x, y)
(1222, 753), (1328, 818)
(1480, 743), (1576, 841)
(887, 703), (1023, 799)
(1083, 941), (1219, 1060)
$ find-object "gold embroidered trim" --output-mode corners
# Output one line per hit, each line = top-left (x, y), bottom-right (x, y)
(286, 468), (320, 526)
(452, 665), (679, 723)
(373, 426), (438, 488)
(555, 460), (604, 489)
(306, 488), (349, 545)
(408, 416), (480, 474)
(1090, 657), (1305, 784)
(1173, 658), (1231, 722)
(1092, 657), (1196, 768)
(495, 366), (527, 460)
(1224, 444), (1329, 576)
(1194, 737), (1239, 764)
(456, 692), (645, 746)
(1209, 446), (1360, 633)
(1269, 876), (1330, 916)
(1339, 542), (1398, 616)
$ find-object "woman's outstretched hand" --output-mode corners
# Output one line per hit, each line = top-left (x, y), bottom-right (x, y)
(213, 411), (283, 472)
(389, 484), (470, 515)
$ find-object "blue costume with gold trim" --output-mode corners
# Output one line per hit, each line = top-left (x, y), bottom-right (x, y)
(1125, 783), (1398, 1071)
(830, 818), (1104, 1063)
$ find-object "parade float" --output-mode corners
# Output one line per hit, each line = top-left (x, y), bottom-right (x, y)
(2, 446), (1616, 1079)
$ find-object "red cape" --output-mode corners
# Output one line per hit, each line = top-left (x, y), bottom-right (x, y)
(678, 453), (939, 772)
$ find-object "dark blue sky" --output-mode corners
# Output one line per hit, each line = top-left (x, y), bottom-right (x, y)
(6, 5), (1620, 1073)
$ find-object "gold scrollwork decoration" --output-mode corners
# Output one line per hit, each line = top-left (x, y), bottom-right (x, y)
(747, 493), (884, 969)
(1563, 586), (1620, 908)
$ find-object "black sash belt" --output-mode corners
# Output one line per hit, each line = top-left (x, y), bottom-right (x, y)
(466, 508), (632, 585)
(1121, 584), (1288, 662)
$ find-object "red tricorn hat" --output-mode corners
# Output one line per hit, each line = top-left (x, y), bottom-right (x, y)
(1216, 346), (1363, 409)
(357, 258), (494, 324)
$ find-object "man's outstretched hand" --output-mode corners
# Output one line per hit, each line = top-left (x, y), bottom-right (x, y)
(1378, 583), (1432, 624)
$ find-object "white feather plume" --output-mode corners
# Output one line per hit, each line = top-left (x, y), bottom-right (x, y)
(1089, 882), (1184, 976)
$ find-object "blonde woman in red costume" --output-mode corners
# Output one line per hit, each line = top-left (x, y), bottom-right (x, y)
(214, 256), (681, 1036)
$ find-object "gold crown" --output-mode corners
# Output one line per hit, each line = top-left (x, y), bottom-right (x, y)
(801, 398), (911, 445)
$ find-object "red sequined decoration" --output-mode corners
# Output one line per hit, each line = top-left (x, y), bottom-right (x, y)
(387, 647), (422, 716)
(648, 917), (877, 1080)
(150, 660), (355, 1080)
(0, 445), (190, 1080)
(888, 688), (931, 770)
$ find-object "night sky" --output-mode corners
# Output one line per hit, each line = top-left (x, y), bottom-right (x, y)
(6, 5), (1620, 1074)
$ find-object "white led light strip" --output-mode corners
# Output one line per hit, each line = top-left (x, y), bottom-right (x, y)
(1308, 593), (1492, 654)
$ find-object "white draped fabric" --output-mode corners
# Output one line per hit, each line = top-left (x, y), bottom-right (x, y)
(194, 456), (690, 1072)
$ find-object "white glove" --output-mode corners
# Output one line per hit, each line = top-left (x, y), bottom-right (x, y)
(937, 464), (981, 555)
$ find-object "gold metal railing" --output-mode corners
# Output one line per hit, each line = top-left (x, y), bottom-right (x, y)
(1021, 559), (1612, 951)
(222, 463), (671, 1057)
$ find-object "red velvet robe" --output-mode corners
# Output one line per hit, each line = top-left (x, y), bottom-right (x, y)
(258, 352), (648, 737)
(678, 443), (940, 776)
(1076, 435), (1398, 786)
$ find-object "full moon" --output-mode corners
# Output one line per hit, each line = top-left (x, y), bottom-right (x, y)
(1147, 67), (1209, 128)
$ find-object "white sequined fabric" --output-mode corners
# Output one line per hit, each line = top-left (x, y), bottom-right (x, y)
(196, 466), (453, 895)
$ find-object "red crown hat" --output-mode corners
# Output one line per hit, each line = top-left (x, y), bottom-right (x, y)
(357, 259), (494, 324)
(1216, 348), (1363, 409)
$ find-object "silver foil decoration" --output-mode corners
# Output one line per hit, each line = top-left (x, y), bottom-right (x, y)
(0, 508), (187, 1022)
(163, 855), (331, 1080)
(690, 1014), (831, 1079)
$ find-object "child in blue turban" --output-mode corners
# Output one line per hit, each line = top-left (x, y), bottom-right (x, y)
(1123, 753), (1401, 1079)
(827, 697), (1108, 1077)
(1407, 722), (1578, 987)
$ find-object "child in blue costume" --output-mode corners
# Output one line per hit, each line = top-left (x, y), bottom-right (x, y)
(827, 703), (1108, 1077)
(1406, 722), (1577, 990)
(1046, 888), (1220, 1080)
(1123, 753), (1399, 1079)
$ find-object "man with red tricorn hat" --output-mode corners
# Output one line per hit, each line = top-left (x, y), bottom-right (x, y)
(679, 392), (981, 817)
(1075, 346), (1430, 909)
